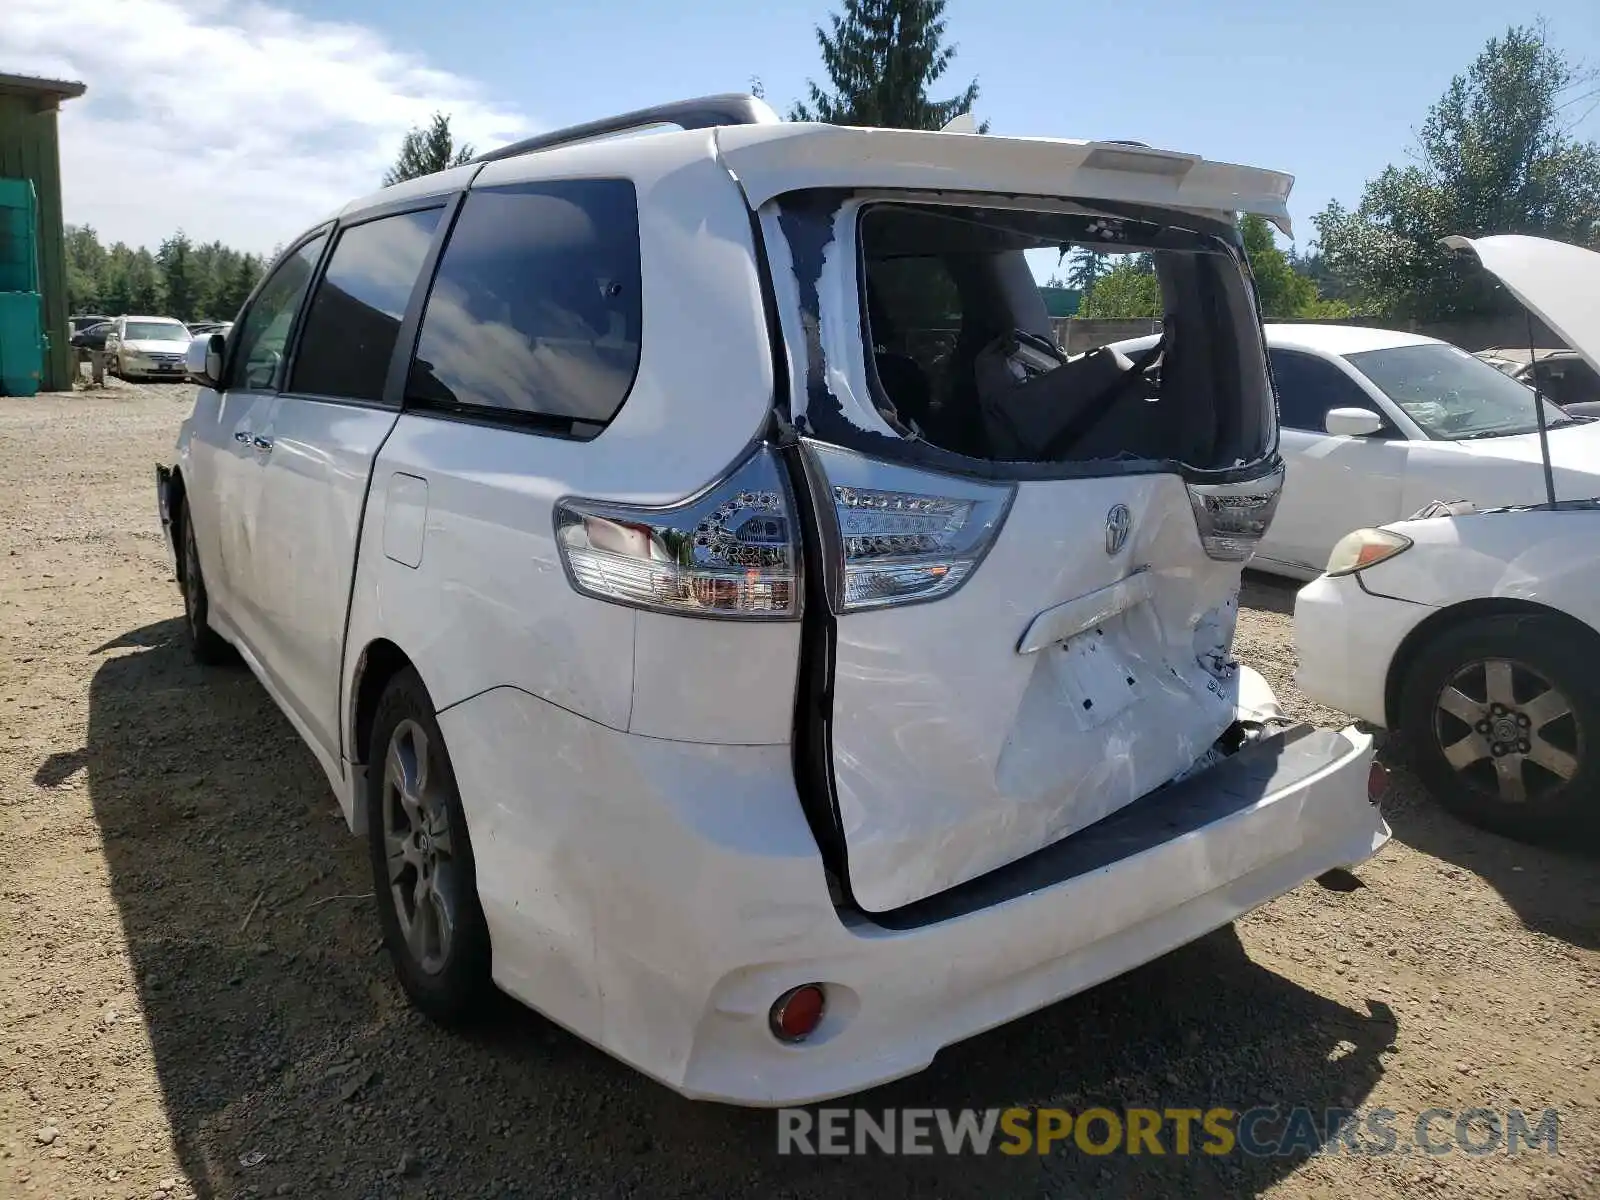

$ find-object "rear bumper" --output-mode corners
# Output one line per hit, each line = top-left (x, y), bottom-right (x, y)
(1294, 573), (1436, 727)
(441, 686), (1389, 1106)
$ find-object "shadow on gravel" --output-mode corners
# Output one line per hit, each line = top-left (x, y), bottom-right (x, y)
(1377, 737), (1600, 953)
(78, 617), (1395, 1200)
(1239, 570), (1299, 616)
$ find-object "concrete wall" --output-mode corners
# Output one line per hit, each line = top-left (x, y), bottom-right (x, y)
(0, 93), (72, 392)
(1051, 312), (1564, 355)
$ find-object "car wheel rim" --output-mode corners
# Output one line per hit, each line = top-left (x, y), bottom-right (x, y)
(381, 718), (456, 975)
(182, 526), (202, 629)
(1433, 657), (1582, 805)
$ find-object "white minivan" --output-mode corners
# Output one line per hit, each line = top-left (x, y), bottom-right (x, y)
(156, 94), (1388, 1105)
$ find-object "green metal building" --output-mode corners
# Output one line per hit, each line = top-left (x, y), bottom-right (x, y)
(1039, 286), (1082, 319)
(0, 72), (86, 392)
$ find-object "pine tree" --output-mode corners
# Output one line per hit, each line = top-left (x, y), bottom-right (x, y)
(1064, 248), (1106, 303)
(64, 225), (107, 313)
(126, 249), (165, 315)
(383, 113), (475, 186)
(216, 253), (262, 321)
(790, 0), (984, 131)
(158, 232), (197, 321)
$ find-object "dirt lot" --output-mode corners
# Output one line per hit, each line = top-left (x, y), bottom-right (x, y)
(1, 383), (1596, 1200)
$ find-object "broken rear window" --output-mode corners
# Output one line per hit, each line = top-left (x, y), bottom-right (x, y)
(780, 195), (1276, 479)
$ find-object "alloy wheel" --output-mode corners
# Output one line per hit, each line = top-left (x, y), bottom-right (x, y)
(381, 718), (458, 975)
(1433, 657), (1581, 805)
(182, 521), (203, 632)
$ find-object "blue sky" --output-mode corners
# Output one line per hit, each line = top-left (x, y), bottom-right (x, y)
(4, 0), (1597, 254)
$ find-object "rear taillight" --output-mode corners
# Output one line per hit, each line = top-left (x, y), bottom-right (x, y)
(806, 443), (1012, 612)
(1184, 465), (1285, 561)
(555, 446), (799, 619)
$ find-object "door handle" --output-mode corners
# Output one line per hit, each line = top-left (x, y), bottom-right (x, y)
(252, 436), (274, 452)
(234, 430), (252, 444)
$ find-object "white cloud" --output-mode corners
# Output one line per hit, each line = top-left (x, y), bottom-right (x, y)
(0, 0), (533, 252)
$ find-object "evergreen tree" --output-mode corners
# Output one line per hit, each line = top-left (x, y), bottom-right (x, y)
(383, 113), (475, 186)
(1064, 248), (1106, 303)
(188, 240), (225, 320)
(158, 232), (197, 321)
(99, 244), (137, 316)
(65, 225), (107, 313)
(217, 253), (262, 320)
(126, 249), (165, 314)
(790, 0), (984, 131)
(63, 225), (267, 321)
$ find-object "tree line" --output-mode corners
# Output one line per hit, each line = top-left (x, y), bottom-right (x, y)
(383, 6), (1598, 325)
(64, 226), (268, 324)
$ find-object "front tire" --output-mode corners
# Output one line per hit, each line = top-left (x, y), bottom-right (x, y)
(178, 505), (232, 665)
(366, 668), (492, 1025)
(1400, 612), (1600, 839)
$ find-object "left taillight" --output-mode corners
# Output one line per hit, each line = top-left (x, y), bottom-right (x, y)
(1185, 465), (1285, 561)
(555, 445), (800, 619)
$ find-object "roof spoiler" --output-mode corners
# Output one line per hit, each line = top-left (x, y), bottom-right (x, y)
(472, 93), (781, 165)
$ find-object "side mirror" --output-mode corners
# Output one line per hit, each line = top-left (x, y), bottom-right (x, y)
(1324, 407), (1385, 437)
(185, 332), (226, 388)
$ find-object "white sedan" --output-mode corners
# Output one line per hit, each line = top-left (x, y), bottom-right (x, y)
(1116, 323), (1600, 579)
(1294, 234), (1600, 839)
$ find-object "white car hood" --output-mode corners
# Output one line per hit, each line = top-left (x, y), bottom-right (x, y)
(1443, 234), (1600, 379)
(123, 339), (187, 354)
(1448, 419), (1600, 472)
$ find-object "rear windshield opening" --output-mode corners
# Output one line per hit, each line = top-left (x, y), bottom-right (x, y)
(857, 202), (1274, 472)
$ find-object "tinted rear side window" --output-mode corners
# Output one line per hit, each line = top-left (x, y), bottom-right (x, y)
(291, 206), (444, 404)
(406, 180), (642, 433)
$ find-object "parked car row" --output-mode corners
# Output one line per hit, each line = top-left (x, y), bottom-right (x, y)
(1111, 322), (1600, 579)
(150, 95), (1593, 1110)
(70, 314), (232, 380)
(1294, 233), (1600, 841)
(1476, 345), (1600, 415)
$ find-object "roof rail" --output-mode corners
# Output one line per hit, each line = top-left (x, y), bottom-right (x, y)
(471, 93), (780, 165)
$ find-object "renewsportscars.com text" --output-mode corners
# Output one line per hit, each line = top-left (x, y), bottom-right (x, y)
(776, 1106), (1561, 1158)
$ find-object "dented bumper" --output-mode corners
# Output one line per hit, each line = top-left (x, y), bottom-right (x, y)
(439, 685), (1390, 1106)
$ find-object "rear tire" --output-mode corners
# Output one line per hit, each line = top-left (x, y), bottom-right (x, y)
(178, 505), (233, 665)
(1400, 612), (1600, 840)
(365, 668), (492, 1025)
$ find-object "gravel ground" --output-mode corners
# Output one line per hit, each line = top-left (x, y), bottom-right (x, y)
(2, 382), (1597, 1200)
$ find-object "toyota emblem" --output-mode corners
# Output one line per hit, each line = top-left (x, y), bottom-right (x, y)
(1105, 504), (1132, 555)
